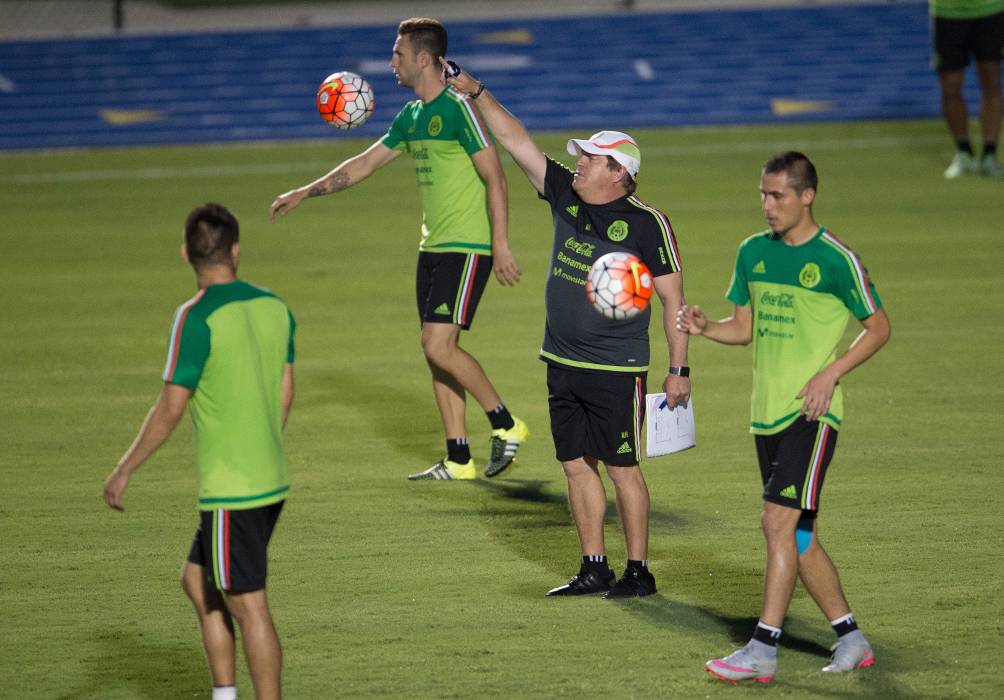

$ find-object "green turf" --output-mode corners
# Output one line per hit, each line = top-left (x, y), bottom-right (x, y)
(2, 118), (1002, 698)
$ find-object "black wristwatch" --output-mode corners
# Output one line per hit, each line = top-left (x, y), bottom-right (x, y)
(668, 366), (690, 377)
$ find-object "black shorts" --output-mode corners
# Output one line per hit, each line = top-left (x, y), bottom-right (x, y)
(188, 501), (284, 593)
(932, 11), (1004, 71)
(755, 417), (837, 514)
(415, 251), (492, 330)
(547, 364), (645, 466)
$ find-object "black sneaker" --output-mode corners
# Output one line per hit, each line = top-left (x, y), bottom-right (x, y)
(546, 565), (616, 596)
(603, 567), (657, 599)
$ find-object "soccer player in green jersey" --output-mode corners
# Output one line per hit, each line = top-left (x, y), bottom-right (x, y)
(677, 153), (890, 683)
(270, 18), (527, 481)
(104, 204), (295, 700)
(931, 0), (1004, 178)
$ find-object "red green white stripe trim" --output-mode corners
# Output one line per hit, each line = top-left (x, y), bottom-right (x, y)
(627, 196), (682, 272)
(453, 253), (479, 325)
(162, 290), (204, 382)
(446, 87), (491, 149)
(211, 509), (231, 591)
(633, 377), (644, 463)
(819, 230), (878, 315)
(801, 423), (832, 511)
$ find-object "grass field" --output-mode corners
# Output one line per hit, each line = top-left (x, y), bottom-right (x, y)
(2, 118), (1002, 699)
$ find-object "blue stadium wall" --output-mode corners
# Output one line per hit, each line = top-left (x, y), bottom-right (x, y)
(0, 1), (962, 150)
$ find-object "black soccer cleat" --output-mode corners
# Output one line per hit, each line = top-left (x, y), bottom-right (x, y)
(546, 565), (616, 596)
(603, 567), (657, 599)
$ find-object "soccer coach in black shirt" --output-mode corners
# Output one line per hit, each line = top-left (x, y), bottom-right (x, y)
(443, 60), (690, 598)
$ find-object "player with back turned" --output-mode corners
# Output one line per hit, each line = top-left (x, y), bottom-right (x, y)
(271, 18), (528, 481)
(104, 204), (295, 700)
(677, 152), (890, 683)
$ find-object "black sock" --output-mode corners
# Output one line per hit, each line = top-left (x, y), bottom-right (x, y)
(582, 554), (609, 570)
(956, 138), (973, 155)
(487, 402), (515, 431)
(446, 438), (470, 464)
(626, 559), (648, 571)
(752, 621), (782, 647)
(983, 143), (997, 158)
(831, 613), (859, 638)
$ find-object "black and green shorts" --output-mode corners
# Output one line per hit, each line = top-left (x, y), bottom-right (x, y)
(188, 500), (284, 593)
(755, 417), (837, 514)
(416, 251), (493, 330)
(546, 364), (645, 466)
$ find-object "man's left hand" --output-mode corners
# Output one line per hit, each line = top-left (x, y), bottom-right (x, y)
(797, 369), (838, 422)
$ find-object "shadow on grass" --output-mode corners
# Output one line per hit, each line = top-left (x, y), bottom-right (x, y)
(57, 627), (204, 699)
(317, 367), (437, 463)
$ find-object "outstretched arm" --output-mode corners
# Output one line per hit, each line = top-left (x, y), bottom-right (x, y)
(270, 140), (400, 221)
(103, 382), (192, 511)
(798, 308), (890, 421)
(441, 58), (547, 194)
(676, 303), (753, 346)
(471, 145), (520, 286)
(653, 273), (691, 408)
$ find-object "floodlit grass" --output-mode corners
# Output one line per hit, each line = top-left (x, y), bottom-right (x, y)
(1, 119), (1002, 698)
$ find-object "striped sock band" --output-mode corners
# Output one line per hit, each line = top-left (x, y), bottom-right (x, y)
(752, 621), (782, 647)
(831, 612), (859, 638)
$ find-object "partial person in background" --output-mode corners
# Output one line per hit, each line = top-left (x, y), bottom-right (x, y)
(271, 17), (528, 481)
(931, 0), (1004, 178)
(104, 204), (295, 700)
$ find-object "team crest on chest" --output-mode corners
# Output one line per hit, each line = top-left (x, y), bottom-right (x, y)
(428, 115), (443, 137)
(607, 220), (629, 242)
(799, 262), (821, 288)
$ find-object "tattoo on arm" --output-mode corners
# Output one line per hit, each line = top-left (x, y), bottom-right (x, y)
(308, 171), (352, 198)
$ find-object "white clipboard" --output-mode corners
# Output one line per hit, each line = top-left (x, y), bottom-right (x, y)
(645, 393), (696, 457)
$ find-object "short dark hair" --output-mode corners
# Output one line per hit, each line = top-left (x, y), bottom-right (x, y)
(606, 156), (637, 195)
(763, 151), (818, 194)
(398, 17), (448, 60)
(184, 203), (239, 268)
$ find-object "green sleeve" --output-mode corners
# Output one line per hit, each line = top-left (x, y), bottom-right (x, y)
(286, 309), (296, 363)
(449, 93), (494, 155)
(726, 245), (750, 306)
(380, 105), (410, 151)
(162, 306), (209, 388)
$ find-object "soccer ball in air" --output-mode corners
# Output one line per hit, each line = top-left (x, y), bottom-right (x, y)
(316, 72), (374, 130)
(585, 252), (654, 320)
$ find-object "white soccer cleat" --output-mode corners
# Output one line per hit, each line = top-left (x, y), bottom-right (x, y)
(822, 638), (875, 672)
(706, 643), (776, 683)
(944, 151), (978, 179)
(407, 459), (476, 481)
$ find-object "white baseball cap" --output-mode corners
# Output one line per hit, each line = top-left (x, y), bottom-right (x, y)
(566, 130), (641, 178)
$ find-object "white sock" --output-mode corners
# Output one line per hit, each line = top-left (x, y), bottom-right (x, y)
(212, 686), (237, 700)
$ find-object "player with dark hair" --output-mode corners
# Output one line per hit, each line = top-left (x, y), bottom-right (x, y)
(677, 152), (891, 683)
(931, 0), (1004, 178)
(441, 62), (691, 598)
(104, 203), (295, 700)
(271, 17), (528, 481)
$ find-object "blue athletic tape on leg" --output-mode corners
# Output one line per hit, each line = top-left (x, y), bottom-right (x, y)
(795, 517), (814, 555)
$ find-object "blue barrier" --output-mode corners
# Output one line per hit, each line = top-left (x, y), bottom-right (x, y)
(0, 2), (959, 150)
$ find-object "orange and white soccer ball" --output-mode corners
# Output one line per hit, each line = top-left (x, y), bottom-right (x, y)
(316, 71), (374, 130)
(585, 251), (654, 320)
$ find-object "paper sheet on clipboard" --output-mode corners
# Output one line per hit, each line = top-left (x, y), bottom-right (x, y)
(645, 393), (696, 457)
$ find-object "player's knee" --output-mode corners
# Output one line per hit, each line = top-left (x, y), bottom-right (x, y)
(605, 464), (641, 485)
(420, 334), (452, 367)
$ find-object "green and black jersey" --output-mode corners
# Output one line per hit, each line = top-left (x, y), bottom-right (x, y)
(930, 0), (1004, 19)
(163, 280), (295, 511)
(727, 227), (882, 435)
(381, 87), (495, 255)
(539, 158), (682, 374)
